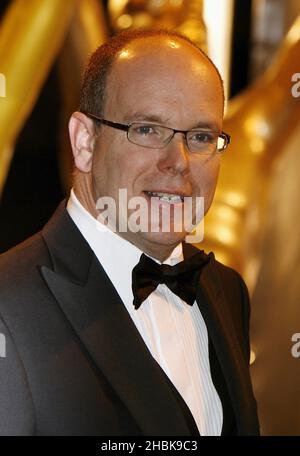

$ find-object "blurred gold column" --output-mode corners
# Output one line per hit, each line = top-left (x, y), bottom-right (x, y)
(0, 0), (76, 197)
(203, 15), (300, 285)
(250, 121), (300, 435)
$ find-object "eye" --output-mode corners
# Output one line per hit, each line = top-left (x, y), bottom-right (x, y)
(189, 131), (215, 144)
(132, 124), (158, 136)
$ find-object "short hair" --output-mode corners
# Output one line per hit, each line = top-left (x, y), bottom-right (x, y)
(79, 29), (224, 117)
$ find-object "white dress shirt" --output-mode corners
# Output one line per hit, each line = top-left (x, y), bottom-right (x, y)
(67, 189), (223, 435)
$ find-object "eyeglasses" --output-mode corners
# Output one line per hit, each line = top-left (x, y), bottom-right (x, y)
(82, 111), (230, 155)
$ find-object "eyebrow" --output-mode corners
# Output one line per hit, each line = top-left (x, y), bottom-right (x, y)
(189, 121), (221, 132)
(122, 112), (221, 132)
(122, 112), (170, 124)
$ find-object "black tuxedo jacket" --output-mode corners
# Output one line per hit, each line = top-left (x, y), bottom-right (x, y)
(0, 201), (259, 435)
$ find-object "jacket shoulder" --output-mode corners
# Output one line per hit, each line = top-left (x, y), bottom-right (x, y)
(0, 232), (51, 303)
(209, 254), (250, 305)
(0, 231), (49, 269)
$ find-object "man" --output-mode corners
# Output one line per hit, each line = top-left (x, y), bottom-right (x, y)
(0, 29), (259, 435)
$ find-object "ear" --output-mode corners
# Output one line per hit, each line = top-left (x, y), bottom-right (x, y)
(68, 111), (97, 173)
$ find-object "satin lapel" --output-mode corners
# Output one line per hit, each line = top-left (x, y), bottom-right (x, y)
(195, 256), (253, 434)
(41, 204), (192, 436)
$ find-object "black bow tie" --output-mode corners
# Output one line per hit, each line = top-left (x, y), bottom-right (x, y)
(132, 244), (211, 310)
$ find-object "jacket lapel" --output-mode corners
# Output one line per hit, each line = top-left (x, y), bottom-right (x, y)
(194, 253), (256, 434)
(40, 202), (193, 435)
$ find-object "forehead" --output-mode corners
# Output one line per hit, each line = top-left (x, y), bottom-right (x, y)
(105, 37), (223, 122)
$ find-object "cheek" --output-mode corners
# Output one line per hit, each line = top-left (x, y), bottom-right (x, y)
(192, 156), (220, 197)
(91, 148), (110, 196)
(91, 138), (119, 197)
(92, 135), (154, 197)
(204, 159), (220, 213)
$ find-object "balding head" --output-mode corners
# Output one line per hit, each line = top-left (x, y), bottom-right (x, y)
(79, 29), (224, 118)
(104, 36), (224, 131)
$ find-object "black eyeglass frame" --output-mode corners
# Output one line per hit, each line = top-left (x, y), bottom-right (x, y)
(82, 111), (231, 153)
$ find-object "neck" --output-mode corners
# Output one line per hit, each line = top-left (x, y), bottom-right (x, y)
(115, 230), (181, 262)
(73, 173), (98, 218)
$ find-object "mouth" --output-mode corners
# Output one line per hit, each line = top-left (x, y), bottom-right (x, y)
(143, 190), (189, 203)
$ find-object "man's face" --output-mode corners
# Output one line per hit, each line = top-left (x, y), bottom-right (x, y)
(91, 38), (224, 253)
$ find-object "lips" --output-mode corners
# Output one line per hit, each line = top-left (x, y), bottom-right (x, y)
(144, 190), (191, 203)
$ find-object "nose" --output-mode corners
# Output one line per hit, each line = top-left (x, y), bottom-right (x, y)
(156, 132), (190, 176)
